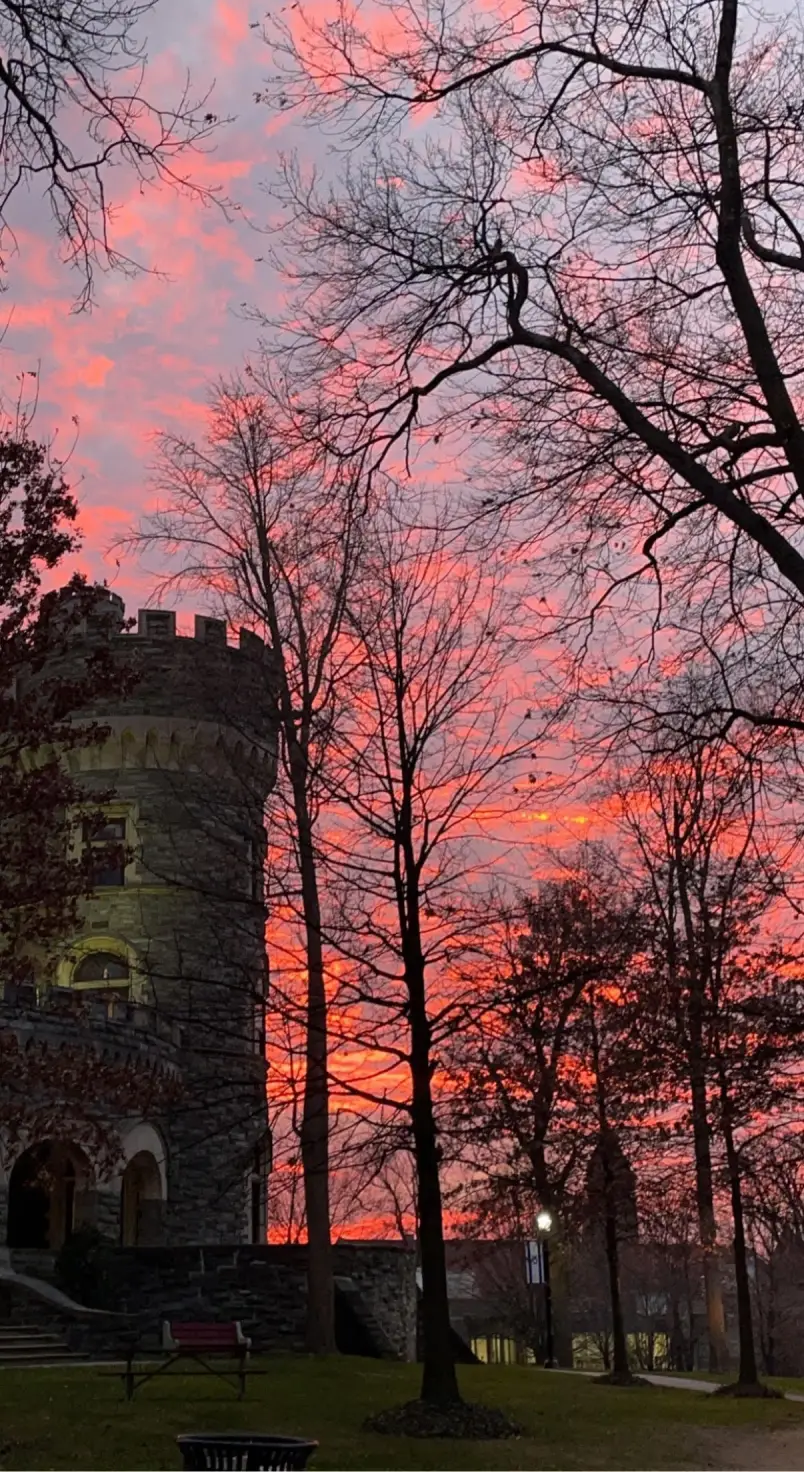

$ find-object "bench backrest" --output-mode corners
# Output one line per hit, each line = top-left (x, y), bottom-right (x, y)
(167, 1321), (241, 1350)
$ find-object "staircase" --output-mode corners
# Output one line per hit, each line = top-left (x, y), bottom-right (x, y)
(334, 1277), (403, 1360)
(0, 1326), (82, 1367)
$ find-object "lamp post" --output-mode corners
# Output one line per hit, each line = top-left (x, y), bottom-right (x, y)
(536, 1210), (558, 1368)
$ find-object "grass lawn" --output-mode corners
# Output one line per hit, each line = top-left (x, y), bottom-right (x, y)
(2, 1359), (804, 1471)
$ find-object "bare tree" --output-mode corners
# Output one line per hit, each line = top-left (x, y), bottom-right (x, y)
(611, 720), (804, 1390)
(743, 1142), (804, 1376)
(0, 0), (224, 307)
(451, 862), (652, 1381)
(614, 743), (739, 1372)
(636, 1177), (706, 1372)
(258, 0), (804, 744)
(323, 497), (530, 1415)
(450, 868), (645, 1222)
(129, 379), (365, 1353)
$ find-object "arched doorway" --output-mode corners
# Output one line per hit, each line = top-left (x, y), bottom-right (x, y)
(120, 1152), (163, 1246)
(7, 1142), (90, 1249)
(7, 1148), (49, 1248)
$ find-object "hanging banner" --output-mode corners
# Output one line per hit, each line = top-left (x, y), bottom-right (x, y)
(525, 1240), (545, 1285)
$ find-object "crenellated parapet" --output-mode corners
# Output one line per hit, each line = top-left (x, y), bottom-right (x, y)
(43, 588), (277, 781)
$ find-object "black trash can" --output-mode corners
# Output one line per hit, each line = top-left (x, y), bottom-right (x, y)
(177, 1434), (318, 1471)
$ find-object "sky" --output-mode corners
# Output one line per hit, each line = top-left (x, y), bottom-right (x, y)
(6, 3), (597, 832)
(4, 0), (622, 907)
(5, 0), (293, 621)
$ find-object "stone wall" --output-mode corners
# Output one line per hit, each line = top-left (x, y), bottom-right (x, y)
(63, 628), (275, 1245)
(331, 1243), (418, 1362)
(5, 1242), (417, 1361)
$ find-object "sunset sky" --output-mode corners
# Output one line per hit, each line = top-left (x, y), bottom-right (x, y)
(6, 0), (293, 615)
(9, 0), (798, 1271)
(5, 0), (607, 887)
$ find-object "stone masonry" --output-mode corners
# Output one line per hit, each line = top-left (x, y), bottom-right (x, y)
(1, 589), (278, 1248)
(3, 1242), (418, 1363)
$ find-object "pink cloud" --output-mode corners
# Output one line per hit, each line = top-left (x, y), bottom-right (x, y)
(212, 0), (253, 67)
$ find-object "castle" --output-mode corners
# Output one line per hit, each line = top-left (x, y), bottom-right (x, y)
(0, 587), (277, 1253)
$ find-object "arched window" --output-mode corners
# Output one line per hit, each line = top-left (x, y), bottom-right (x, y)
(73, 951), (130, 989)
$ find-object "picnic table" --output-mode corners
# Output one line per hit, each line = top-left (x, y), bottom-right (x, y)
(120, 1319), (260, 1400)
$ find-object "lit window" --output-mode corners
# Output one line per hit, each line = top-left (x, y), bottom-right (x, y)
(83, 815), (127, 887)
(73, 952), (130, 986)
(72, 951), (131, 1004)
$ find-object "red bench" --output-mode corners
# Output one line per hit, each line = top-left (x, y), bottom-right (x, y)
(122, 1319), (255, 1400)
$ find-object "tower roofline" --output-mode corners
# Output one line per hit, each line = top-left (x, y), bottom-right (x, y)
(55, 584), (268, 660)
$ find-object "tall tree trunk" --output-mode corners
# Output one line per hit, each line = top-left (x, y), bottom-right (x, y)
(407, 946), (461, 1405)
(601, 1147), (630, 1378)
(674, 823), (729, 1374)
(291, 754), (335, 1355)
(719, 1079), (759, 1386)
(398, 820), (460, 1407)
(588, 994), (630, 1381)
(688, 1026), (729, 1372)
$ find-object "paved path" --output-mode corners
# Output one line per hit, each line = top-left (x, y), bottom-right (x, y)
(551, 1366), (804, 1404)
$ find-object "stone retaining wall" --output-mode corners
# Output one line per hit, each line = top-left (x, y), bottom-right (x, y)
(1, 1242), (417, 1362)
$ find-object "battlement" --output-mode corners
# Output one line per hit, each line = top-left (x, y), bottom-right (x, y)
(38, 588), (279, 772)
(56, 586), (267, 660)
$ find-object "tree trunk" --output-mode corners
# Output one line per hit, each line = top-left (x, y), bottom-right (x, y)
(602, 1154), (630, 1377)
(407, 948), (461, 1405)
(588, 993), (630, 1380)
(672, 816), (729, 1374)
(764, 1263), (777, 1377)
(719, 1084), (759, 1386)
(688, 1028), (729, 1371)
(291, 753), (336, 1355)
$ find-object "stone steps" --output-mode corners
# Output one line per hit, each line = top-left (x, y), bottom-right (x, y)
(0, 1327), (81, 1366)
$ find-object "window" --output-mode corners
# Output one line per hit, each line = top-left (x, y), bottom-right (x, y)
(246, 830), (266, 902)
(83, 815), (127, 887)
(73, 952), (130, 986)
(72, 950), (131, 1004)
(250, 1177), (262, 1245)
(252, 980), (267, 1055)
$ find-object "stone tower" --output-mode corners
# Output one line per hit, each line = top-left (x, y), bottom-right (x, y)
(0, 588), (277, 1252)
